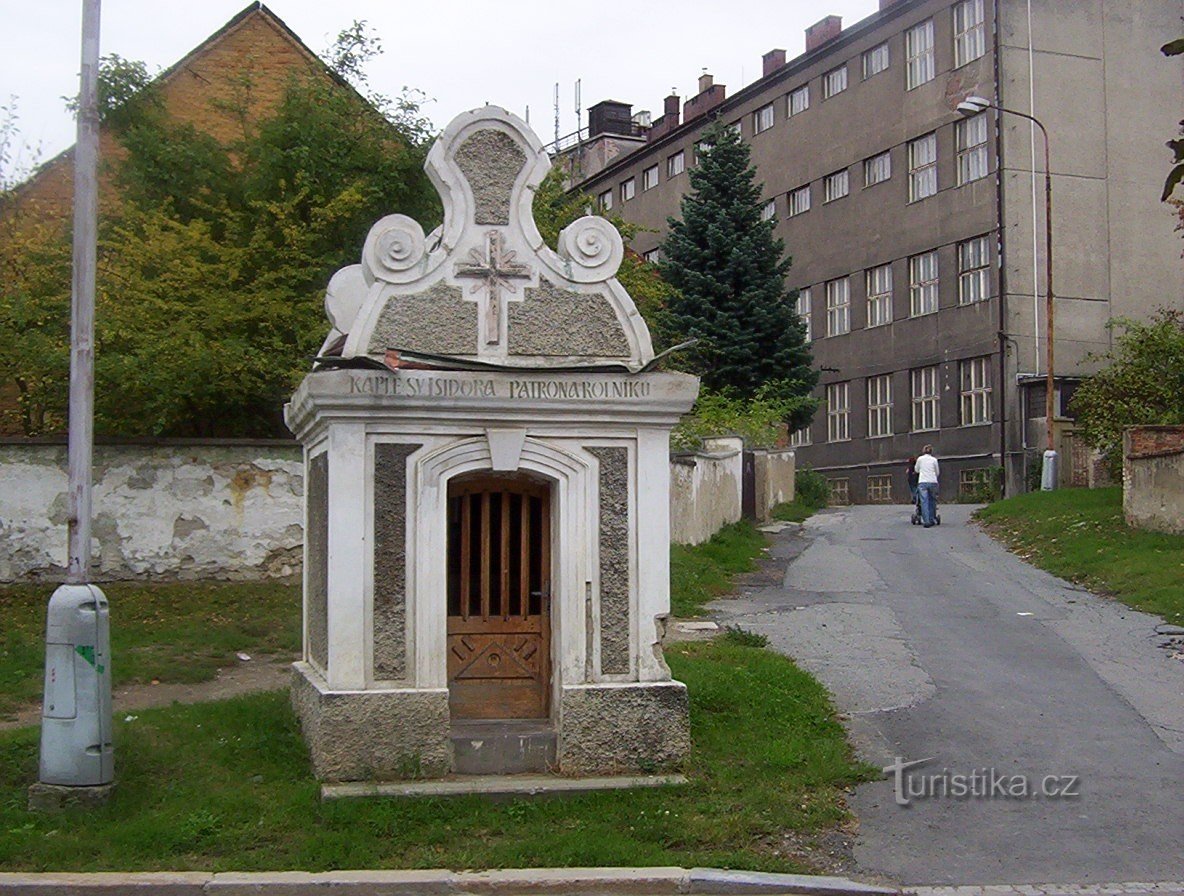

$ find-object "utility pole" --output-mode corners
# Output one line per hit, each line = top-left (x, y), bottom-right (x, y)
(30, 0), (114, 811)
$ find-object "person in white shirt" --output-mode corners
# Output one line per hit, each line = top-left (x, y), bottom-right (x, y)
(914, 445), (940, 527)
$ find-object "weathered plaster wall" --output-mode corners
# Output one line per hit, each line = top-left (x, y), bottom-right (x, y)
(752, 449), (795, 523)
(668, 438), (743, 546)
(1123, 426), (1184, 536)
(0, 442), (303, 583)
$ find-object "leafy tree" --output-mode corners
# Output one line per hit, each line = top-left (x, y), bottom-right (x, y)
(0, 23), (440, 437)
(1161, 37), (1184, 201)
(1069, 308), (1184, 475)
(658, 120), (816, 429)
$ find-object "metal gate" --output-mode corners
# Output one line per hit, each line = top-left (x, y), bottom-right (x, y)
(446, 474), (551, 720)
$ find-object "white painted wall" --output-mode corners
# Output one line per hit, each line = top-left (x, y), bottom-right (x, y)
(0, 442), (303, 583)
(1, 436), (775, 579)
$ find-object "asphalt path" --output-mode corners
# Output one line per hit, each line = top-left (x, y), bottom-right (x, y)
(711, 504), (1184, 886)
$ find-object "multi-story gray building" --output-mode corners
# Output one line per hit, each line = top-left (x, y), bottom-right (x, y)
(567, 0), (1183, 502)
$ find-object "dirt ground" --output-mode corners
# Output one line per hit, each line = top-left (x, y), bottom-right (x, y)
(0, 655), (296, 731)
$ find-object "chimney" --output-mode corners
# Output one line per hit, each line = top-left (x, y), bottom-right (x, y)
(698, 72), (714, 93)
(762, 49), (787, 77)
(664, 93), (680, 118)
(805, 15), (843, 53)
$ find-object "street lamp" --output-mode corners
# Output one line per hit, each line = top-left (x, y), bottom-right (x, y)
(957, 95), (1057, 491)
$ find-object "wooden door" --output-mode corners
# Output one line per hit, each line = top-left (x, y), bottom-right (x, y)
(446, 474), (551, 720)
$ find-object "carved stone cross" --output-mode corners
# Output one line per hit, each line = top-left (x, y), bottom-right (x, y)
(455, 230), (532, 345)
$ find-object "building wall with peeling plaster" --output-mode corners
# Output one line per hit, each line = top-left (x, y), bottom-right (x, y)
(0, 442), (303, 583)
(0, 440), (782, 581)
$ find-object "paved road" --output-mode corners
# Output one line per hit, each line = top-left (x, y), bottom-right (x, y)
(711, 504), (1184, 887)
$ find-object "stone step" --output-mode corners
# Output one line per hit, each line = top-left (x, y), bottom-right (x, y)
(451, 720), (556, 775)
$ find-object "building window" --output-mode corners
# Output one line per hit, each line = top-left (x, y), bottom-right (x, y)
(959, 468), (996, 498)
(866, 263), (893, 328)
(760, 198), (776, 221)
(868, 374), (893, 438)
(694, 140), (712, 165)
(864, 150), (891, 187)
(867, 474), (893, 503)
(960, 356), (992, 425)
(598, 189), (613, 211)
(828, 478), (851, 505)
(726, 121), (742, 139)
(796, 287), (812, 342)
(788, 184), (811, 217)
(789, 424), (811, 447)
(911, 366), (940, 432)
(826, 277), (850, 336)
(905, 19), (935, 89)
(823, 64), (848, 99)
(909, 251), (939, 316)
(954, 0), (987, 67)
(908, 133), (937, 201)
(958, 236), (991, 304)
(667, 150), (685, 178)
(827, 382), (850, 442)
(956, 113), (989, 185)
(788, 84), (810, 116)
(643, 248), (660, 264)
(753, 103), (774, 134)
(642, 164), (659, 191)
(862, 42), (889, 79)
(620, 178), (635, 202)
(823, 168), (849, 203)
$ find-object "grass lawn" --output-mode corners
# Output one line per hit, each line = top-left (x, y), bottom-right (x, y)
(0, 638), (872, 872)
(0, 583), (300, 719)
(976, 486), (1184, 624)
(670, 521), (768, 617)
(771, 502), (819, 524)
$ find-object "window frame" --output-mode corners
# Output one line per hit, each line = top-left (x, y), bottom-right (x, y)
(787, 84), (810, 117)
(789, 425), (812, 448)
(788, 184), (812, 217)
(825, 277), (851, 337)
(760, 198), (776, 222)
(867, 374), (894, 438)
(666, 150), (685, 178)
(864, 150), (892, 187)
(905, 19), (936, 89)
(908, 132), (938, 202)
(909, 251), (939, 317)
(867, 474), (893, 503)
(796, 287), (812, 342)
(823, 168), (850, 203)
(960, 356), (993, 425)
(826, 382), (850, 442)
(598, 189), (613, 211)
(620, 177), (636, 202)
(642, 164), (659, 192)
(958, 235), (992, 304)
(911, 365), (940, 432)
(862, 42), (890, 80)
(866, 263), (893, 328)
(822, 64), (848, 99)
(954, 0), (987, 68)
(752, 103), (775, 134)
(956, 113), (989, 185)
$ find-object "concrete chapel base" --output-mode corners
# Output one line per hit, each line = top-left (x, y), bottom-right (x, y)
(291, 663), (452, 782)
(557, 682), (690, 775)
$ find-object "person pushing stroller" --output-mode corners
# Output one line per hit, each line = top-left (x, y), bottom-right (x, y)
(912, 445), (940, 527)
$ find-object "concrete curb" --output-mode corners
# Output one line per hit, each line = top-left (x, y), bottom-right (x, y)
(0, 867), (900, 895)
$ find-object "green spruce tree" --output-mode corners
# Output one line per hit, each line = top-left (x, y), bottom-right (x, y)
(659, 120), (817, 428)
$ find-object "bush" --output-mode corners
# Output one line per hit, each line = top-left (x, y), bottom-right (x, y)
(720, 625), (769, 648)
(794, 467), (829, 510)
(957, 466), (1004, 504)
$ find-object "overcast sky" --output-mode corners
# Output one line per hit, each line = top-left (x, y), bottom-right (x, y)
(1, 1), (880, 173)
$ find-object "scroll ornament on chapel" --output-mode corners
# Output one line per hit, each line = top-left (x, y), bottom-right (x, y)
(318, 106), (655, 371)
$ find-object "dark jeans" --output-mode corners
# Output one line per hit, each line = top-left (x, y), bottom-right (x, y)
(918, 482), (938, 526)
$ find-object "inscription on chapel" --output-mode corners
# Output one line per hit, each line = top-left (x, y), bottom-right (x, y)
(348, 375), (652, 400)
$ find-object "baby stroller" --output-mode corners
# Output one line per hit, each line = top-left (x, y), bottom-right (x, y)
(910, 489), (941, 526)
